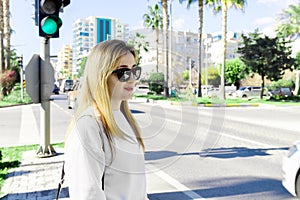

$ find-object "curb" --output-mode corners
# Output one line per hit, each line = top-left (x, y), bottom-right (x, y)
(198, 103), (260, 107)
(132, 97), (260, 107)
(0, 102), (33, 108)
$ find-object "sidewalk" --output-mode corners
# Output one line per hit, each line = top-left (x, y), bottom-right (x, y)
(0, 148), (69, 200)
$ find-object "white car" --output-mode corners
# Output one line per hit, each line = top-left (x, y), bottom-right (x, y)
(134, 85), (150, 95)
(282, 140), (300, 198)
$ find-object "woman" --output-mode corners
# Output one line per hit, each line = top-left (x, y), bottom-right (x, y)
(64, 40), (147, 200)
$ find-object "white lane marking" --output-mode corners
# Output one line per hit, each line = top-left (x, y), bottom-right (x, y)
(220, 131), (273, 148)
(19, 104), (39, 145)
(147, 164), (206, 200)
(52, 101), (73, 117)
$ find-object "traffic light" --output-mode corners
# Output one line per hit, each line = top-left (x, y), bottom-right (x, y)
(38, 0), (63, 38)
(17, 56), (23, 68)
(191, 60), (195, 69)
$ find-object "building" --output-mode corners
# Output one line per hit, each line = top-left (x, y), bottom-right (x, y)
(57, 45), (73, 80)
(207, 31), (242, 66)
(133, 28), (242, 86)
(71, 16), (129, 77)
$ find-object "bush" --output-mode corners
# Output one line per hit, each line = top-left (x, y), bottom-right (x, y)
(0, 83), (32, 106)
(148, 72), (164, 94)
(1, 69), (17, 96)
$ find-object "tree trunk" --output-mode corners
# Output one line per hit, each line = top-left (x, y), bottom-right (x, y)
(162, 0), (169, 97)
(220, 2), (228, 100)
(4, 0), (10, 70)
(155, 28), (159, 73)
(0, 0), (4, 100)
(197, 0), (203, 97)
(0, 0), (4, 71)
(295, 70), (300, 95)
(261, 74), (265, 99)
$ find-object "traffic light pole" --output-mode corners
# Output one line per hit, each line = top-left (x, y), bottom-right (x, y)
(36, 37), (56, 158)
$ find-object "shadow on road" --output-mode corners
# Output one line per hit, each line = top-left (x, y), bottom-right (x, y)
(199, 146), (289, 159)
(145, 146), (288, 161)
(148, 177), (293, 199)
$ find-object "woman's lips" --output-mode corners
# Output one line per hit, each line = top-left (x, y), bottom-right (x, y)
(124, 86), (134, 92)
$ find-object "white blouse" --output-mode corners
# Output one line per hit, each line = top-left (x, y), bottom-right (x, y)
(65, 107), (147, 200)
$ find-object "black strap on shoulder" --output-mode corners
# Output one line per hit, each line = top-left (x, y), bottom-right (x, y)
(56, 114), (106, 199)
(56, 162), (105, 199)
(56, 161), (65, 200)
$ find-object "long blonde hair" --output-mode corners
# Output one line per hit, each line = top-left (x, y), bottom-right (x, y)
(69, 40), (145, 150)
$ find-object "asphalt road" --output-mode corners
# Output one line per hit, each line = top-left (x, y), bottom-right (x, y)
(0, 94), (299, 199)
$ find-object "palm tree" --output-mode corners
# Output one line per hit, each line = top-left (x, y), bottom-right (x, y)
(276, 4), (300, 40)
(143, 3), (163, 73)
(0, 0), (4, 100)
(161, 0), (170, 97)
(207, 0), (246, 100)
(179, 0), (204, 97)
(276, 3), (300, 95)
(4, 0), (10, 70)
(0, 0), (4, 71)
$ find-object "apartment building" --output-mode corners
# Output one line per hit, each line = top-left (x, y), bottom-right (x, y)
(57, 45), (73, 79)
(71, 16), (129, 77)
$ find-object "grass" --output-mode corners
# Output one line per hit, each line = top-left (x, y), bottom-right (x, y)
(0, 84), (32, 107)
(135, 93), (300, 106)
(0, 143), (64, 193)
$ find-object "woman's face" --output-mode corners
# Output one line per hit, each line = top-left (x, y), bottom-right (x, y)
(108, 52), (137, 107)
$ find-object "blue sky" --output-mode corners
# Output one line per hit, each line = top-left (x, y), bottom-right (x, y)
(10, 0), (298, 64)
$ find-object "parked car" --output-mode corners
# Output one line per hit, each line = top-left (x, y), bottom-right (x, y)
(60, 79), (74, 93)
(68, 79), (81, 109)
(207, 87), (220, 98)
(270, 87), (293, 97)
(134, 85), (150, 95)
(282, 140), (300, 198)
(53, 84), (59, 95)
(234, 86), (268, 99)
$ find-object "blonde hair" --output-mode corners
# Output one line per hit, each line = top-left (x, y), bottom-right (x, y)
(69, 39), (145, 150)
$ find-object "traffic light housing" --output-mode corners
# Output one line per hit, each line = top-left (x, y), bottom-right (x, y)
(38, 0), (62, 38)
(17, 56), (23, 68)
(191, 60), (195, 69)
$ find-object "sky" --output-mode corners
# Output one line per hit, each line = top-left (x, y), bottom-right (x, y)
(10, 0), (299, 64)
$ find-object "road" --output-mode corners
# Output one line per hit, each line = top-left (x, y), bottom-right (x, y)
(0, 94), (299, 199)
(131, 101), (299, 200)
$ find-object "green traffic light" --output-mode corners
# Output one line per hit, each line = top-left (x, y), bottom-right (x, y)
(41, 17), (57, 35)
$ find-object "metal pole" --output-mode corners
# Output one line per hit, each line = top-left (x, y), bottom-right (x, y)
(20, 57), (24, 102)
(189, 58), (192, 86)
(205, 40), (208, 96)
(36, 37), (56, 158)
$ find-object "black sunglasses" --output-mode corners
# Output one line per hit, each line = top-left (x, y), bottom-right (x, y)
(112, 66), (142, 82)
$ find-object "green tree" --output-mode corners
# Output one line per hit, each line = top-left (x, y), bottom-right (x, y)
(207, 67), (221, 87)
(77, 57), (87, 78)
(296, 51), (300, 70)
(182, 70), (189, 81)
(127, 32), (149, 66)
(224, 58), (247, 88)
(294, 51), (300, 95)
(148, 72), (164, 94)
(143, 3), (163, 72)
(276, 4), (300, 95)
(237, 30), (295, 99)
(276, 4), (300, 39)
(179, 0), (205, 97)
(206, 0), (247, 99)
